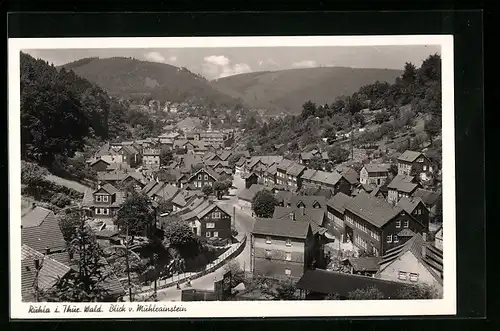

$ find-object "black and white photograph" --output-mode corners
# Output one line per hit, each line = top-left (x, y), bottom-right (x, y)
(9, 35), (456, 318)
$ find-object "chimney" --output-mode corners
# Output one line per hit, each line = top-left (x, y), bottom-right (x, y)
(97, 182), (101, 190)
(34, 259), (40, 270)
(45, 247), (50, 255)
(421, 245), (426, 259)
(289, 212), (295, 221)
(31, 202), (36, 210)
(302, 207), (305, 215)
(422, 232), (427, 242)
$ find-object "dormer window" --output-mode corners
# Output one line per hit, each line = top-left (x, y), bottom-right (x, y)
(102, 195), (109, 202)
(95, 195), (102, 202)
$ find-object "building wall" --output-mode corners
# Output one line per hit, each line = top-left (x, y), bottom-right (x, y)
(326, 208), (345, 241)
(381, 213), (425, 253)
(200, 207), (232, 240)
(344, 210), (383, 256)
(377, 250), (443, 292)
(252, 235), (306, 279)
(92, 161), (110, 172)
(411, 203), (430, 231)
(143, 155), (160, 166)
(189, 171), (217, 189)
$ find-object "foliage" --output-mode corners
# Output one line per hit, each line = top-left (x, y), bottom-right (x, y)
(274, 279), (298, 300)
(224, 261), (246, 288)
(58, 209), (83, 242)
(160, 147), (173, 166)
(424, 115), (441, 144)
(21, 160), (49, 187)
(347, 286), (385, 300)
(228, 153), (244, 168)
(163, 219), (200, 253)
(374, 111), (391, 124)
(252, 189), (278, 218)
(325, 293), (341, 300)
(213, 180), (232, 199)
(327, 146), (350, 164)
(157, 200), (173, 215)
(202, 184), (213, 196)
(50, 193), (72, 208)
(115, 191), (155, 237)
(397, 284), (440, 299)
(43, 219), (110, 302)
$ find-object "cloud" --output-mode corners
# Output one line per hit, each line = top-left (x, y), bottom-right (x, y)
(169, 56), (177, 62)
(144, 51), (166, 63)
(259, 58), (279, 67)
(203, 55), (252, 79)
(291, 60), (318, 68)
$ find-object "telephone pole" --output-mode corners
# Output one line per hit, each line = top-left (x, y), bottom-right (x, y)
(125, 225), (133, 302)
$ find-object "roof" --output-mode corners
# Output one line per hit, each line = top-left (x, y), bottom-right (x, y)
(252, 217), (311, 240)
(274, 190), (294, 203)
(176, 117), (203, 130)
(396, 197), (425, 214)
(341, 168), (359, 185)
(286, 163), (307, 176)
(347, 257), (381, 272)
(310, 170), (342, 186)
(21, 245), (72, 301)
(237, 184), (267, 202)
(388, 180), (419, 193)
(379, 233), (443, 284)
(21, 207), (66, 253)
(265, 164), (278, 175)
(277, 159), (295, 171)
(97, 171), (146, 184)
(363, 163), (391, 173)
(398, 229), (416, 237)
(203, 151), (216, 161)
(397, 150), (425, 163)
(296, 269), (409, 298)
(100, 183), (119, 195)
(82, 188), (126, 208)
(218, 151), (231, 161)
(106, 162), (131, 171)
(235, 158), (246, 167)
(273, 206), (326, 228)
(412, 189), (441, 206)
(301, 169), (317, 181)
(142, 180), (160, 195)
(345, 192), (403, 228)
(122, 145), (139, 155)
(286, 195), (327, 209)
(327, 192), (353, 213)
(152, 184), (180, 201)
(242, 172), (258, 180)
(188, 167), (221, 182)
(90, 158), (111, 166)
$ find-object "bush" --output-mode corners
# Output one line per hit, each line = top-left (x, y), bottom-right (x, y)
(50, 193), (72, 208)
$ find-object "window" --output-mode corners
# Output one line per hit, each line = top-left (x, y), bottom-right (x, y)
(404, 220), (409, 228)
(423, 165), (427, 171)
(393, 234), (399, 243)
(265, 250), (272, 259)
(204, 175), (208, 180)
(286, 239), (292, 247)
(285, 269), (291, 276)
(206, 222), (215, 229)
(409, 273), (419, 282)
(95, 208), (101, 215)
(386, 235), (392, 243)
(213, 231), (219, 238)
(198, 174), (202, 180)
(398, 271), (407, 280)
(266, 237), (272, 244)
(95, 195), (102, 202)
(212, 212), (221, 219)
(206, 232), (211, 238)
(102, 195), (109, 202)
(285, 252), (292, 261)
(396, 220), (401, 228)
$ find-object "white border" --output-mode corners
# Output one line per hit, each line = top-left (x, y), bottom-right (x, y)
(8, 35), (455, 319)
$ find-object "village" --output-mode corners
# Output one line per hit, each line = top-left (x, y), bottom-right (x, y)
(21, 111), (443, 302)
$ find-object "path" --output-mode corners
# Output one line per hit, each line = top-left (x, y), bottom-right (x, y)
(46, 174), (90, 193)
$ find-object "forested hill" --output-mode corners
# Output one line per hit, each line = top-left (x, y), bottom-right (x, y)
(243, 54), (442, 159)
(210, 67), (402, 114)
(59, 57), (245, 107)
(20, 52), (155, 170)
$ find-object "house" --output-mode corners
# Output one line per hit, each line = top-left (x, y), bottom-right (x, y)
(242, 172), (259, 189)
(342, 257), (381, 277)
(273, 206), (328, 230)
(120, 144), (140, 167)
(360, 163), (391, 186)
(376, 233), (443, 294)
(97, 171), (146, 189)
(299, 150), (329, 166)
(251, 217), (316, 279)
(396, 197), (430, 231)
(21, 205), (66, 254)
(88, 158), (111, 172)
(296, 269), (409, 300)
(186, 168), (221, 190)
(370, 185), (389, 199)
(263, 164), (278, 187)
(21, 244), (72, 302)
(326, 192), (353, 242)
(237, 184), (267, 210)
(275, 159), (295, 188)
(301, 169), (352, 196)
(142, 148), (161, 169)
(397, 150), (433, 177)
(412, 188), (442, 221)
(387, 175), (419, 205)
(285, 163), (307, 192)
(95, 229), (122, 247)
(81, 183), (126, 221)
(106, 162), (131, 173)
(434, 226), (443, 251)
(340, 167), (360, 192)
(343, 192), (426, 256)
(164, 198), (232, 240)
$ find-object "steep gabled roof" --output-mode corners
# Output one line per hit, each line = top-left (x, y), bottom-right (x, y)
(252, 217), (311, 240)
(21, 206), (53, 228)
(218, 150), (231, 161)
(327, 192), (353, 213)
(286, 195), (327, 209)
(276, 159), (295, 171)
(301, 169), (317, 181)
(340, 168), (359, 185)
(273, 206), (326, 228)
(237, 184), (267, 202)
(286, 163), (307, 176)
(396, 197), (426, 214)
(100, 183), (119, 196)
(397, 150), (427, 163)
(412, 189), (441, 206)
(310, 170), (342, 186)
(363, 163), (391, 173)
(346, 257), (381, 272)
(345, 192), (403, 228)
(187, 167), (221, 182)
(21, 207), (66, 253)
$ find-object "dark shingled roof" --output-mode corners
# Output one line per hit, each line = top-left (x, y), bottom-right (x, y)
(296, 269), (409, 298)
(397, 150), (427, 163)
(252, 217), (311, 240)
(345, 192), (402, 228)
(398, 229), (416, 237)
(412, 189), (441, 206)
(301, 169), (317, 181)
(396, 197), (426, 214)
(286, 163), (306, 176)
(363, 163), (391, 173)
(286, 195), (327, 209)
(277, 159), (295, 171)
(387, 175), (417, 192)
(379, 233), (443, 284)
(341, 168), (359, 185)
(327, 192), (353, 213)
(346, 257), (381, 272)
(238, 184), (267, 202)
(22, 207), (66, 253)
(273, 206), (326, 227)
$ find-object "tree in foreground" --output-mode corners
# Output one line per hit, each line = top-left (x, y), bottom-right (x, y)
(397, 283), (440, 299)
(224, 261), (246, 288)
(115, 191), (155, 240)
(163, 219), (200, 256)
(44, 212), (110, 301)
(252, 189), (278, 218)
(274, 279), (298, 300)
(424, 115), (441, 145)
(202, 184), (213, 197)
(327, 146), (350, 164)
(347, 286), (385, 300)
(58, 209), (83, 242)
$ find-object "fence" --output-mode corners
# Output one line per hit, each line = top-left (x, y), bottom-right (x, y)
(133, 235), (248, 297)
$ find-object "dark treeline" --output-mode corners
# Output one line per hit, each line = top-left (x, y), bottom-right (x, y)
(244, 54), (442, 155)
(20, 52), (164, 171)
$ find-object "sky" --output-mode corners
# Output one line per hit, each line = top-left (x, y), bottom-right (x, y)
(23, 45), (441, 80)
